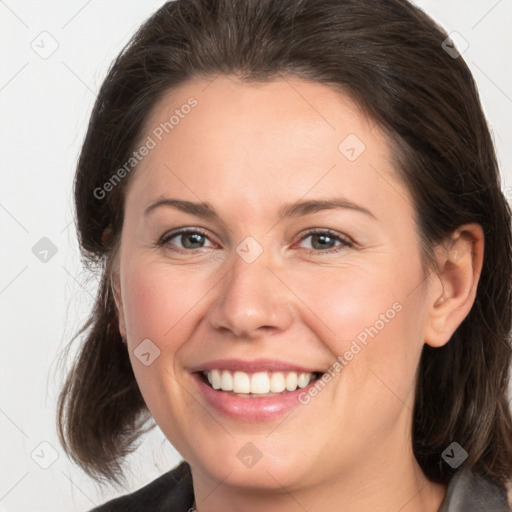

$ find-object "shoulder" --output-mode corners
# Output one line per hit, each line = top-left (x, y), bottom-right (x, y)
(88, 460), (194, 512)
(439, 468), (511, 512)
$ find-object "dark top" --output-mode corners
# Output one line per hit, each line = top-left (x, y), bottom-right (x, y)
(89, 461), (511, 511)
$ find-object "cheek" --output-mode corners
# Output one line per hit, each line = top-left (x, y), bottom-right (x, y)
(289, 258), (427, 396)
(119, 257), (217, 433)
(285, 261), (411, 345)
(121, 258), (215, 342)
(296, 266), (426, 445)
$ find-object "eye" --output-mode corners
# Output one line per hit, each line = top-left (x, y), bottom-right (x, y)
(158, 227), (353, 255)
(296, 229), (353, 254)
(159, 228), (215, 251)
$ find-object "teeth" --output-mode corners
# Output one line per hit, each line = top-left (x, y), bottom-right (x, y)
(285, 372), (297, 391)
(270, 372), (286, 393)
(204, 369), (316, 394)
(297, 373), (311, 388)
(209, 369), (221, 390)
(233, 371), (251, 393)
(251, 372), (270, 394)
(221, 370), (233, 391)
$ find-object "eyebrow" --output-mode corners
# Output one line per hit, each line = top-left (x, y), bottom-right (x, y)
(144, 197), (376, 220)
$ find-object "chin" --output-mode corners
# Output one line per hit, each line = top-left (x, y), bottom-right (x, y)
(187, 437), (315, 491)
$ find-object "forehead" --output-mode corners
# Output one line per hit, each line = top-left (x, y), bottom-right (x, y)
(125, 75), (410, 220)
(140, 75), (371, 148)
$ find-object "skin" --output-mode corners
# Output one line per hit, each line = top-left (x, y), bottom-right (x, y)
(113, 75), (484, 512)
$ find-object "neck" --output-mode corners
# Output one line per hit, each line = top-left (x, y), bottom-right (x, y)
(190, 454), (447, 512)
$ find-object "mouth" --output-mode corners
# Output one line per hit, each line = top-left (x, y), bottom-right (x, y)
(197, 369), (324, 398)
(189, 358), (330, 420)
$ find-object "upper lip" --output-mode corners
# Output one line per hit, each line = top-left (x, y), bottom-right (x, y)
(189, 358), (324, 374)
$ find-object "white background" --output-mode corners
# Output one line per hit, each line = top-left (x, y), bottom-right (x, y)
(1, 1), (511, 510)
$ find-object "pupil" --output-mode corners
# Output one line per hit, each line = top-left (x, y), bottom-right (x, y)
(183, 233), (204, 248)
(313, 234), (333, 250)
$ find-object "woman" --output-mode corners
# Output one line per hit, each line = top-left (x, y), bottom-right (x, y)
(57, 0), (512, 510)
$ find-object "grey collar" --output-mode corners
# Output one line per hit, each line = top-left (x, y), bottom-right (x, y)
(438, 468), (511, 511)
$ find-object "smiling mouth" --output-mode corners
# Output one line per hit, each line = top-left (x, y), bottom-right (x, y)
(198, 369), (323, 397)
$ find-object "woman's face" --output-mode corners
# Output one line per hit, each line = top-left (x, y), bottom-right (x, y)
(115, 76), (434, 491)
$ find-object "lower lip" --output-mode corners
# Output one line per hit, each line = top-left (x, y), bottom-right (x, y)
(192, 373), (320, 421)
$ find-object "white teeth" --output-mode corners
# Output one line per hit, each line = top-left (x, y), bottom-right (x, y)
(270, 372), (286, 393)
(204, 369), (316, 395)
(285, 372), (297, 391)
(233, 371), (251, 393)
(210, 369), (221, 390)
(297, 373), (311, 388)
(221, 370), (233, 391)
(251, 372), (270, 394)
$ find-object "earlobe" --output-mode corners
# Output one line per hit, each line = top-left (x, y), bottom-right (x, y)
(424, 223), (484, 348)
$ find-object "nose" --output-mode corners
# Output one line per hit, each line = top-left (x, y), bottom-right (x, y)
(206, 245), (294, 339)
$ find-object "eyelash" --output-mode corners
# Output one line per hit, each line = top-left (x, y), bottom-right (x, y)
(158, 228), (353, 255)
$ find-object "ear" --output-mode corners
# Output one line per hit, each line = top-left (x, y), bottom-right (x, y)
(111, 271), (127, 340)
(103, 227), (127, 340)
(424, 223), (484, 348)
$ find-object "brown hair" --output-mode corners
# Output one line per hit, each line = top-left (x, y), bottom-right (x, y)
(57, 0), (512, 490)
